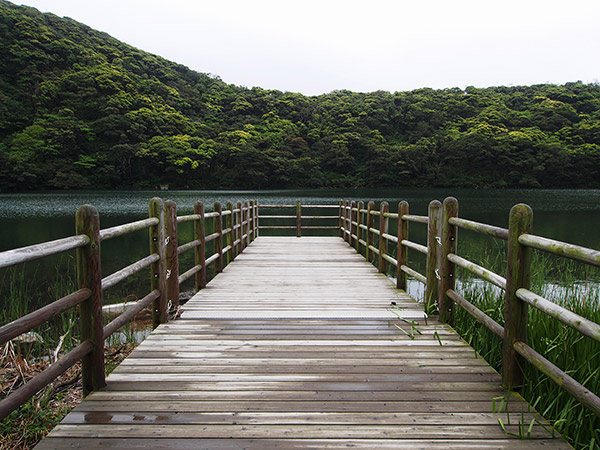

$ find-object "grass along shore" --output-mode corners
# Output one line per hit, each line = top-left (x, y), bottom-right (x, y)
(451, 250), (600, 449)
(0, 263), (151, 449)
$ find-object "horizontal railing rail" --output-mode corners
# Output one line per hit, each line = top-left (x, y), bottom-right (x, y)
(339, 196), (600, 420)
(340, 199), (439, 308)
(3, 195), (598, 424)
(438, 200), (599, 417)
(0, 197), (257, 421)
(258, 202), (339, 237)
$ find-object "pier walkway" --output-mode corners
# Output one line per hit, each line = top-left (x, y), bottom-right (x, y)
(37, 237), (568, 449)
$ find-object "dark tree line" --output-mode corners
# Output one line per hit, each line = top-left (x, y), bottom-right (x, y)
(1, 0), (599, 191)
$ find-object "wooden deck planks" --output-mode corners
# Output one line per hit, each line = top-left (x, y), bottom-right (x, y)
(36, 237), (569, 449)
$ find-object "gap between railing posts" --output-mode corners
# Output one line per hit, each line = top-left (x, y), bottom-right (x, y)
(249, 200), (256, 242)
(366, 201), (375, 264)
(194, 201), (206, 289)
(226, 202), (234, 265)
(378, 202), (389, 274)
(355, 201), (364, 254)
(349, 201), (356, 248)
(396, 201), (409, 290)
(213, 202), (223, 273)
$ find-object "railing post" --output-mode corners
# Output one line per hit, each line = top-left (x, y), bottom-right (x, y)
(349, 200), (356, 247)
(296, 200), (302, 238)
(503, 204), (533, 391)
(149, 198), (167, 328)
(378, 201), (389, 274)
(339, 200), (344, 238)
(438, 197), (458, 324)
(226, 202), (234, 263)
(344, 200), (350, 244)
(237, 201), (243, 255)
(194, 201), (206, 290)
(356, 201), (364, 254)
(254, 200), (259, 238)
(75, 204), (105, 396)
(425, 200), (441, 309)
(397, 201), (409, 290)
(244, 201), (250, 247)
(366, 201), (375, 263)
(214, 201), (223, 273)
(165, 200), (179, 310)
(249, 200), (255, 242)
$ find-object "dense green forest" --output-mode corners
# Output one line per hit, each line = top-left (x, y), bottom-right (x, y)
(1, 1), (599, 191)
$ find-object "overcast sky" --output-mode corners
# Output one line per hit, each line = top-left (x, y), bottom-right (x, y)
(11, 0), (600, 96)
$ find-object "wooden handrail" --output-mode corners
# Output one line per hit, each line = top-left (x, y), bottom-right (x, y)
(0, 196), (258, 421)
(449, 217), (508, 240)
(3, 195), (599, 424)
(336, 195), (600, 419)
(0, 235), (90, 269)
(513, 341), (600, 417)
(447, 253), (507, 290)
(100, 218), (159, 241)
(0, 288), (90, 346)
(519, 233), (600, 267)
(101, 254), (160, 291)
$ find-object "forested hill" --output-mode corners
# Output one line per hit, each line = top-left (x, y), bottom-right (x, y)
(1, 1), (599, 191)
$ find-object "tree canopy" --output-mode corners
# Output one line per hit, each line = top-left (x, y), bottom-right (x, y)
(1, 1), (599, 191)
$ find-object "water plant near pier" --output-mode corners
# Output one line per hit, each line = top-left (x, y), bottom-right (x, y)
(453, 251), (600, 448)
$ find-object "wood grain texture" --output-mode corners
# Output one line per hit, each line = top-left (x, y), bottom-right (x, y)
(37, 237), (568, 449)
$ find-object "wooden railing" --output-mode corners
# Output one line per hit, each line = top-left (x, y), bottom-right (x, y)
(0, 198), (257, 420)
(339, 196), (600, 419)
(258, 202), (339, 236)
(2, 196), (598, 422)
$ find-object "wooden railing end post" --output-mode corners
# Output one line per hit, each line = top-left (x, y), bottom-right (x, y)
(296, 200), (302, 238)
(165, 200), (179, 310)
(396, 201), (409, 290)
(425, 200), (442, 309)
(438, 197), (458, 324)
(149, 197), (167, 328)
(502, 203), (534, 391)
(75, 204), (105, 395)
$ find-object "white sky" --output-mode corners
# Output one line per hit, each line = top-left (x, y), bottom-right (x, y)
(10, 0), (600, 96)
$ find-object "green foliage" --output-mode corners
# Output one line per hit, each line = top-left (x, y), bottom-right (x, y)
(1, 0), (600, 191)
(452, 250), (600, 449)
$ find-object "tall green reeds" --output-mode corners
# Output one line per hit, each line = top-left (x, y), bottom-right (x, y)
(453, 247), (600, 449)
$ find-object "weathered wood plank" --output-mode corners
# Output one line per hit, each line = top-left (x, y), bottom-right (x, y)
(60, 411), (542, 426)
(46, 423), (556, 439)
(38, 236), (567, 448)
(36, 438), (570, 450)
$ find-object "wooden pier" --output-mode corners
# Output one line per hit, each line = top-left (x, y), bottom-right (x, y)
(36, 237), (569, 449)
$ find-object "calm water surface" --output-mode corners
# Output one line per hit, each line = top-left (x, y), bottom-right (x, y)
(1, 188), (599, 248)
(1, 189), (599, 311)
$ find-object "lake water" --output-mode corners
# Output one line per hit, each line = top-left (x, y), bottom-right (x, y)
(1, 188), (599, 312)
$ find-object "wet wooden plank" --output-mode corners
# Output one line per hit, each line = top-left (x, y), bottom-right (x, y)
(36, 438), (570, 450)
(46, 423), (556, 439)
(38, 237), (568, 449)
